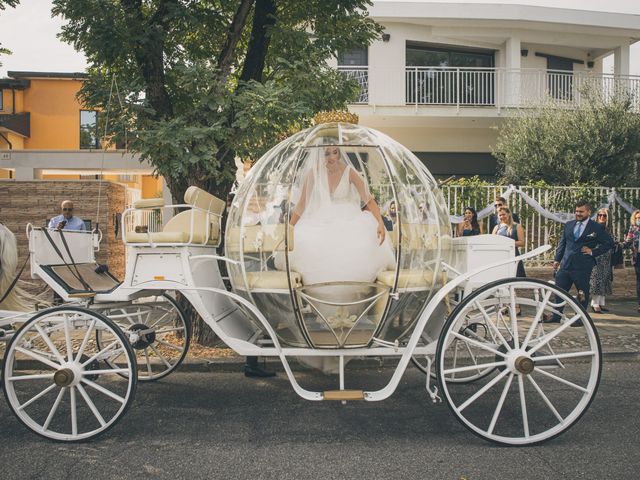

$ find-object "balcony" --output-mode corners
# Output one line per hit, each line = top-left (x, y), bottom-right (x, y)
(337, 66), (368, 104)
(0, 112), (30, 137)
(338, 67), (640, 112)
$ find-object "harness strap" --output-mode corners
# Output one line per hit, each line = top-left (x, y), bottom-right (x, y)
(58, 229), (93, 292)
(41, 228), (92, 292)
(0, 253), (30, 305)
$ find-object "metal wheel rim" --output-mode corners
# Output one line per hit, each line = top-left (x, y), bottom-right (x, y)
(2, 306), (137, 441)
(437, 278), (601, 446)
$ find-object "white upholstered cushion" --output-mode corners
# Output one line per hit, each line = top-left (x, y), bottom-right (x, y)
(377, 269), (445, 289)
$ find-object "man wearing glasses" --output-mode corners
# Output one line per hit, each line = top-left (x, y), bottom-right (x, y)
(488, 196), (520, 234)
(48, 200), (87, 231)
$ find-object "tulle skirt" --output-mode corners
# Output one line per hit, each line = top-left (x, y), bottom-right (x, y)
(288, 202), (396, 286)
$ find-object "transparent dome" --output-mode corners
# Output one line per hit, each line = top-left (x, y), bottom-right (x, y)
(225, 122), (453, 349)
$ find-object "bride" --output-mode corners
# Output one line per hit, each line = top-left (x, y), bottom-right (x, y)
(288, 145), (395, 285)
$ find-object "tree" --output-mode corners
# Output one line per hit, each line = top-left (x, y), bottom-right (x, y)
(493, 87), (640, 187)
(52, 0), (381, 344)
(52, 0), (381, 202)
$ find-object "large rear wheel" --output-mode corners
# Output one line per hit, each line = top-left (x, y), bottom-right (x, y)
(436, 278), (601, 446)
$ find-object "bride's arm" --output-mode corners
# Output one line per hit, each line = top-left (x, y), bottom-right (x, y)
(349, 169), (386, 244)
(290, 176), (310, 226)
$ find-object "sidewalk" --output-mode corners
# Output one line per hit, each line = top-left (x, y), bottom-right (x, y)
(181, 297), (640, 371)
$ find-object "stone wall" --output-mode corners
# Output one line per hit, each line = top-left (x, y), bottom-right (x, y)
(0, 180), (127, 295)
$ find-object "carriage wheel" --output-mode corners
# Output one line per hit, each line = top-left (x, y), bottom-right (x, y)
(2, 306), (137, 442)
(95, 293), (191, 382)
(436, 278), (601, 445)
(411, 319), (495, 383)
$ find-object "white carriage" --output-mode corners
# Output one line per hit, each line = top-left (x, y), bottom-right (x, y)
(0, 121), (601, 445)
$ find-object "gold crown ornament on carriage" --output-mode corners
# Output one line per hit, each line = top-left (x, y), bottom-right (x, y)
(225, 111), (454, 351)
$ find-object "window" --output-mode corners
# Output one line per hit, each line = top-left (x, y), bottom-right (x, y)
(406, 44), (495, 105)
(338, 47), (368, 66)
(80, 110), (99, 149)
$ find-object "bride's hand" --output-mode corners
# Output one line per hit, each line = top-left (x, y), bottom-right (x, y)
(377, 222), (385, 245)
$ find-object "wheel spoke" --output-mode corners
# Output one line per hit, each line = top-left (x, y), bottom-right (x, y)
(77, 384), (107, 427)
(81, 340), (118, 367)
(156, 339), (184, 351)
(76, 319), (97, 360)
(521, 289), (552, 350)
(510, 286), (520, 350)
(63, 313), (74, 362)
(458, 369), (510, 412)
(70, 386), (78, 436)
(443, 361), (506, 375)
(14, 346), (61, 370)
(533, 367), (589, 393)
(475, 301), (510, 351)
(8, 373), (55, 382)
(451, 331), (504, 357)
(517, 375), (529, 438)
(81, 378), (126, 404)
(17, 383), (57, 411)
(81, 368), (130, 376)
(34, 323), (65, 363)
(154, 326), (185, 335)
(144, 348), (153, 377)
(42, 387), (65, 432)
(528, 314), (582, 355)
(533, 350), (596, 362)
(487, 372), (514, 435)
(147, 309), (173, 330)
(527, 375), (564, 423)
(149, 343), (173, 368)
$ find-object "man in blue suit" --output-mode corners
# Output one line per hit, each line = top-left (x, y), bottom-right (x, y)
(544, 200), (613, 325)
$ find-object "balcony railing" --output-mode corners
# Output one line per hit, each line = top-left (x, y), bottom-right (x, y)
(338, 66), (369, 104)
(405, 67), (640, 111)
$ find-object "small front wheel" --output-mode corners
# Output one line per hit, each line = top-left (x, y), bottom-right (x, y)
(437, 278), (601, 446)
(2, 306), (137, 442)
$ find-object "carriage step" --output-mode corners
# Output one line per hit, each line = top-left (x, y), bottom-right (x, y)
(323, 390), (365, 401)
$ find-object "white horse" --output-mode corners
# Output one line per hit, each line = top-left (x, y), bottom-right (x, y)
(0, 223), (36, 312)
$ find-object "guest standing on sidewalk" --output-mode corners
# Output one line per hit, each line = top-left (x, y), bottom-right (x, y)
(456, 206), (482, 237)
(589, 208), (613, 313)
(623, 209), (640, 312)
(492, 206), (526, 277)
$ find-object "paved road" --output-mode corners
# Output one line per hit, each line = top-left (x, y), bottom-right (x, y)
(1, 360), (638, 480)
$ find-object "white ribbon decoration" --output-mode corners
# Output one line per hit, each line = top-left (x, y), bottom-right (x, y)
(449, 185), (639, 224)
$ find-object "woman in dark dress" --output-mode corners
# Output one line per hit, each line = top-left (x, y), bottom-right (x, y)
(456, 206), (482, 237)
(589, 208), (613, 313)
(492, 207), (526, 277)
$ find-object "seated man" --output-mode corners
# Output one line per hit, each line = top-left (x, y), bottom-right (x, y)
(48, 200), (86, 231)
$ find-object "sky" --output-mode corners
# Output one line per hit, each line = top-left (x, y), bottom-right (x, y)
(0, 0), (639, 76)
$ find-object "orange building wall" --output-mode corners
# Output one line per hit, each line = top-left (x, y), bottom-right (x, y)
(22, 79), (87, 150)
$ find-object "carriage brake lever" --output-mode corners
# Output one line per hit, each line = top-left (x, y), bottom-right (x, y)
(422, 356), (442, 403)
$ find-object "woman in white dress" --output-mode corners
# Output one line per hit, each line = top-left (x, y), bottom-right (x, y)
(288, 145), (395, 285)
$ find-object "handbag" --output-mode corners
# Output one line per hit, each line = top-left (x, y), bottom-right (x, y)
(611, 242), (624, 268)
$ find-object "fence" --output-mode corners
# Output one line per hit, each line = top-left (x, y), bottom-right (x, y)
(442, 184), (640, 266)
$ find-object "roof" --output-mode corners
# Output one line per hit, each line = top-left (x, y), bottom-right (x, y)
(371, 2), (640, 36)
(7, 71), (89, 81)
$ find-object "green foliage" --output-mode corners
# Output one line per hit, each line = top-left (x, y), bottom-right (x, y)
(493, 87), (640, 187)
(52, 0), (382, 201)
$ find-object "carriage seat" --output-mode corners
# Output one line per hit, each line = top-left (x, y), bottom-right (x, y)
(228, 224), (301, 291)
(376, 269), (446, 290)
(125, 186), (225, 245)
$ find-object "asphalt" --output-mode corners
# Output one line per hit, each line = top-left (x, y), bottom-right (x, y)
(0, 362), (638, 480)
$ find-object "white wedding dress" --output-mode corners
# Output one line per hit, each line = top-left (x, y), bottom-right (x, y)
(284, 149), (395, 374)
(288, 165), (395, 285)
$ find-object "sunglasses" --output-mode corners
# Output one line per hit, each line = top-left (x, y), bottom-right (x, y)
(597, 213), (607, 217)
(62, 208), (73, 212)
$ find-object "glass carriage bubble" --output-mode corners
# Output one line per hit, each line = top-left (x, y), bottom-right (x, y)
(1, 113), (602, 445)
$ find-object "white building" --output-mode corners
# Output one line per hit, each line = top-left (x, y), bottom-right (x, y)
(338, 2), (640, 178)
